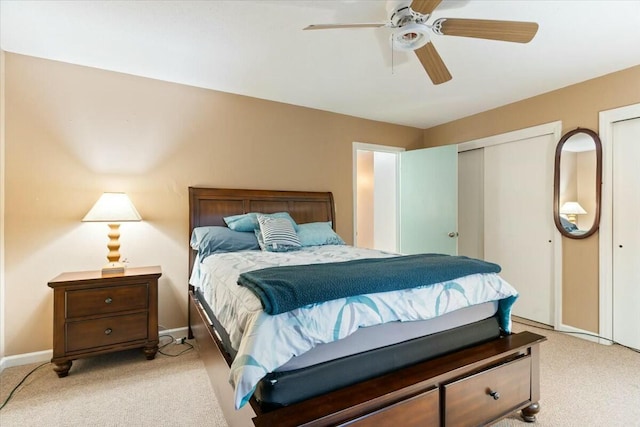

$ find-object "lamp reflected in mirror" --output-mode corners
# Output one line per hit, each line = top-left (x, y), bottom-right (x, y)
(553, 128), (602, 239)
(560, 201), (587, 224)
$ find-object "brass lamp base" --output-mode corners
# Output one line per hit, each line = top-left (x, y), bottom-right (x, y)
(102, 223), (125, 275)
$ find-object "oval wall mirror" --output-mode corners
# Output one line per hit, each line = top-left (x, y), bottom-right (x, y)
(553, 128), (602, 239)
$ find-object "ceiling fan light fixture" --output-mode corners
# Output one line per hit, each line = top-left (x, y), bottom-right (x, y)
(391, 22), (430, 51)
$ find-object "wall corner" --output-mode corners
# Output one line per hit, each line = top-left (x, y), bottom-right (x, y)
(1, 50), (7, 360)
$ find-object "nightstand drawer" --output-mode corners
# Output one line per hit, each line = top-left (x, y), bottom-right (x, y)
(443, 356), (531, 427)
(66, 312), (149, 353)
(66, 284), (148, 318)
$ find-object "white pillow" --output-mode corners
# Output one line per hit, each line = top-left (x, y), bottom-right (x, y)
(257, 214), (301, 252)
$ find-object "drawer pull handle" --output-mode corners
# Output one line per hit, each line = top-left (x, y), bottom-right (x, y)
(105, 297), (113, 304)
(104, 328), (113, 335)
(488, 389), (500, 400)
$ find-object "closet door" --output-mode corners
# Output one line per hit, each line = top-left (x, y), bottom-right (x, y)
(612, 117), (640, 350)
(458, 149), (484, 259)
(484, 135), (556, 325)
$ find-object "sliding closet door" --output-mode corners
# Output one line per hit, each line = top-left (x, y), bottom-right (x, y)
(484, 135), (555, 325)
(612, 117), (640, 350)
(458, 149), (484, 259)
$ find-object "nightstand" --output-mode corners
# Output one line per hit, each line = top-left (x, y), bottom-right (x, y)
(48, 266), (162, 377)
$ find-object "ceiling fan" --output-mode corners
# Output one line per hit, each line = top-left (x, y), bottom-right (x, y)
(303, 0), (539, 85)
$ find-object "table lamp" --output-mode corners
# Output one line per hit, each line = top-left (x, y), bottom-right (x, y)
(82, 192), (142, 274)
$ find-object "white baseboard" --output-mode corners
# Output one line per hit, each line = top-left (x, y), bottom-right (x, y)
(0, 349), (52, 372)
(158, 326), (190, 341)
(0, 326), (190, 373)
(557, 323), (611, 345)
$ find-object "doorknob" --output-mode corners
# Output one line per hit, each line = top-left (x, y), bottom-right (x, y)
(448, 232), (459, 238)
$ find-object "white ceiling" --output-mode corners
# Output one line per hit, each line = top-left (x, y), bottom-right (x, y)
(1, 0), (639, 129)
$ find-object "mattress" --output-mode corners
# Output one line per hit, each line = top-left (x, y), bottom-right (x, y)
(190, 245), (519, 409)
(256, 316), (501, 407)
(195, 287), (497, 370)
(194, 288), (500, 407)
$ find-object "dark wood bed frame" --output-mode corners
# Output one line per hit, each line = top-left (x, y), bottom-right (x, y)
(187, 187), (546, 427)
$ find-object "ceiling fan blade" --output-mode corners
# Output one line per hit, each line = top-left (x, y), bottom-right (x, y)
(436, 18), (538, 43)
(303, 23), (386, 30)
(414, 42), (452, 85)
(410, 0), (444, 16)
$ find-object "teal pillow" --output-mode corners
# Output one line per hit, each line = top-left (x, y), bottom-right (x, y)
(224, 212), (298, 232)
(297, 222), (345, 247)
(190, 226), (259, 258)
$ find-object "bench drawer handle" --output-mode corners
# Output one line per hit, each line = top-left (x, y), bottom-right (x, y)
(105, 297), (113, 304)
(104, 328), (113, 335)
(488, 390), (500, 400)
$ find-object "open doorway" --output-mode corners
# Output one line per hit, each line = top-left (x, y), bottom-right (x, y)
(354, 142), (459, 256)
(352, 143), (404, 252)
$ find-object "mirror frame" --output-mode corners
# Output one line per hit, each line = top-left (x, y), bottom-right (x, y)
(553, 127), (602, 239)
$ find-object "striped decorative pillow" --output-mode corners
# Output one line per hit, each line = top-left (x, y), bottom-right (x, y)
(257, 214), (302, 252)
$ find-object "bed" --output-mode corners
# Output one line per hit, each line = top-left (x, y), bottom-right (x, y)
(187, 187), (545, 426)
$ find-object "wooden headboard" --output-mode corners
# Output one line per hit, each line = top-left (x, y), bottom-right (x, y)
(188, 187), (335, 275)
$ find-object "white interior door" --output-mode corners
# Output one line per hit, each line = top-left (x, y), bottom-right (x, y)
(483, 134), (556, 325)
(612, 117), (640, 350)
(400, 145), (458, 255)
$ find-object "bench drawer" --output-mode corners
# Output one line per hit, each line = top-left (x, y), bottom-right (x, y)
(342, 387), (439, 426)
(444, 356), (531, 427)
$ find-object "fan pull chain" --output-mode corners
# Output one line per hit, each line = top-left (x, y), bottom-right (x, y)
(391, 36), (395, 75)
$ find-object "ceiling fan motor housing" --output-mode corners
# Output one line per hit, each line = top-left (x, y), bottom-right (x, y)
(391, 22), (431, 51)
(388, 2), (432, 52)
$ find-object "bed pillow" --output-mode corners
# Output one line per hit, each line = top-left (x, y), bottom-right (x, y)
(560, 216), (578, 232)
(297, 222), (345, 247)
(224, 212), (299, 232)
(256, 214), (301, 252)
(190, 226), (259, 257)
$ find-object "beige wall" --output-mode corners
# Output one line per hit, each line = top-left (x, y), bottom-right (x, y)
(1, 50), (6, 359)
(423, 65), (640, 333)
(2, 53), (423, 356)
(3, 50), (639, 356)
(356, 151), (374, 249)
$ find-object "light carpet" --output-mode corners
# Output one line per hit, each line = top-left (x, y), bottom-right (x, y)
(0, 342), (226, 426)
(1, 323), (638, 426)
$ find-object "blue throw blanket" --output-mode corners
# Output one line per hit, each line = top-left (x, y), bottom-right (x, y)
(237, 254), (501, 315)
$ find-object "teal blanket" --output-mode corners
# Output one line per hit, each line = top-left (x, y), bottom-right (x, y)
(238, 254), (501, 315)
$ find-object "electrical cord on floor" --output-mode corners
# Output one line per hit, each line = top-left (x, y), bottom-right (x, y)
(158, 334), (194, 357)
(0, 361), (49, 411)
(514, 320), (640, 354)
(1, 334), (192, 411)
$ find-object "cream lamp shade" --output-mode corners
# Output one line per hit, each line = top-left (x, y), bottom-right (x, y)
(83, 192), (142, 274)
(559, 201), (587, 224)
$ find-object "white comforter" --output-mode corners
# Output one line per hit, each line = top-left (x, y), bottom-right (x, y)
(190, 245), (519, 409)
